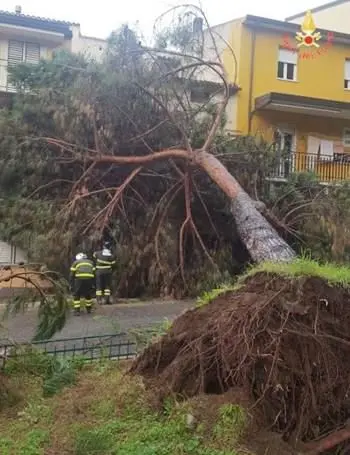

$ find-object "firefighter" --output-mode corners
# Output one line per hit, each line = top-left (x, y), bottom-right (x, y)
(70, 252), (95, 315)
(93, 242), (116, 305)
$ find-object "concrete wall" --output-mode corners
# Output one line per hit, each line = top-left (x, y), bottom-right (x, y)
(287, 1), (350, 34)
(0, 36), (50, 89)
(70, 25), (107, 61)
(198, 20), (242, 132)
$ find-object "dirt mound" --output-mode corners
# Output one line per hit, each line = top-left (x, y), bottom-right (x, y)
(131, 272), (350, 447)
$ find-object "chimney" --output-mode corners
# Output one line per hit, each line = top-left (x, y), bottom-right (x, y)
(15, 5), (22, 15)
(193, 17), (203, 34)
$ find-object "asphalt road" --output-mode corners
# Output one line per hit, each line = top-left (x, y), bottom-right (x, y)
(0, 298), (195, 344)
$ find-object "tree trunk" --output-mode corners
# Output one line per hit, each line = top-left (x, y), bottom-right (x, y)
(194, 151), (296, 262)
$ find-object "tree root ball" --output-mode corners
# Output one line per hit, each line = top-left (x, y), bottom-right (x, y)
(130, 272), (350, 444)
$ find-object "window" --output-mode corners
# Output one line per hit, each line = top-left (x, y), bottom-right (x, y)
(273, 128), (296, 178)
(8, 40), (40, 65)
(277, 48), (297, 81)
(7, 40), (40, 91)
(343, 128), (350, 146)
(345, 60), (350, 89)
(274, 129), (296, 154)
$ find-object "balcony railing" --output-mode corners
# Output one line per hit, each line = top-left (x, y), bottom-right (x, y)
(268, 152), (350, 183)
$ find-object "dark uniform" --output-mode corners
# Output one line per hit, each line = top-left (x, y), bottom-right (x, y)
(93, 248), (116, 304)
(70, 255), (95, 314)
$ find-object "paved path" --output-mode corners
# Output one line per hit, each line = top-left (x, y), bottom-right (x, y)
(0, 299), (195, 343)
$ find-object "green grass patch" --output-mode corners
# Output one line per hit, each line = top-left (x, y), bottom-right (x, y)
(196, 258), (350, 308)
(243, 257), (350, 287)
(0, 357), (248, 454)
(196, 284), (237, 307)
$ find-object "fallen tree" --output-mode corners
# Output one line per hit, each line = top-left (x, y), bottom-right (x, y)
(0, 5), (295, 295)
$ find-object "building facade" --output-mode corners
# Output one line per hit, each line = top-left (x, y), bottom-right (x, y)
(0, 7), (106, 96)
(204, 7), (350, 183)
(0, 7), (106, 264)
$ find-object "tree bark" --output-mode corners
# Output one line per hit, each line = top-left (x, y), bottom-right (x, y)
(91, 148), (296, 263)
(301, 424), (350, 454)
(194, 151), (296, 262)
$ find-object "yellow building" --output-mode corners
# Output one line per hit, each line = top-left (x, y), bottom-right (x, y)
(207, 3), (350, 182)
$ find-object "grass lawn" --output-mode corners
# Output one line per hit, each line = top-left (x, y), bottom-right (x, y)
(0, 354), (248, 454)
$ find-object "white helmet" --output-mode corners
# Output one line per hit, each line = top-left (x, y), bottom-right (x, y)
(102, 249), (112, 256)
(76, 252), (87, 260)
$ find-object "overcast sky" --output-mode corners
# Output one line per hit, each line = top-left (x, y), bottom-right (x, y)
(1, 0), (327, 39)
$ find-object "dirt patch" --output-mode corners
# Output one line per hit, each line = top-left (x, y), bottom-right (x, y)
(131, 272), (350, 450)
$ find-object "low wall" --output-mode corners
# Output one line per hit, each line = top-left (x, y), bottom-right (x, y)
(0, 266), (52, 299)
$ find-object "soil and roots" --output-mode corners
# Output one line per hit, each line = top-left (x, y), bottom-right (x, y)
(131, 272), (350, 452)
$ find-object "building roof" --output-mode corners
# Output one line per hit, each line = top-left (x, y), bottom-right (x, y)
(244, 14), (350, 46)
(285, 0), (350, 21)
(0, 9), (78, 38)
(255, 92), (350, 113)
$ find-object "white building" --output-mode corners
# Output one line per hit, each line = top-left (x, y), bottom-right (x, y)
(286, 0), (350, 34)
(0, 6), (107, 93)
(0, 7), (107, 263)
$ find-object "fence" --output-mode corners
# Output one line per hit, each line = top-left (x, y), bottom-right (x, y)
(0, 333), (137, 368)
(269, 152), (350, 182)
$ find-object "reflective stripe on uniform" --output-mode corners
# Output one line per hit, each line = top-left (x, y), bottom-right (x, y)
(76, 273), (94, 278)
(71, 262), (95, 273)
(73, 300), (80, 308)
(104, 289), (111, 295)
(85, 299), (93, 307)
(96, 265), (112, 269)
(96, 259), (115, 265)
(96, 290), (103, 296)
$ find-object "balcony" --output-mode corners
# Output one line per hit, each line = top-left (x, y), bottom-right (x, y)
(268, 152), (350, 183)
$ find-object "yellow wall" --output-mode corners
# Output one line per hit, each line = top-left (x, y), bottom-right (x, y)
(221, 19), (350, 181)
(235, 23), (255, 135)
(225, 20), (350, 133)
(0, 266), (52, 290)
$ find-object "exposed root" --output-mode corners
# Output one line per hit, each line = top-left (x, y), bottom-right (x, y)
(131, 272), (350, 448)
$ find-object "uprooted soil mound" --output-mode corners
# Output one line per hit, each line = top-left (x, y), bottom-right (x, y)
(131, 272), (350, 445)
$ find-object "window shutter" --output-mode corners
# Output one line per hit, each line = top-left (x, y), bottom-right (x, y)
(8, 40), (24, 66)
(278, 48), (297, 64)
(7, 40), (24, 91)
(345, 60), (350, 80)
(25, 43), (40, 64)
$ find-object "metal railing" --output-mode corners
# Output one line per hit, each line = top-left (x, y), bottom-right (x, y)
(269, 152), (350, 182)
(0, 333), (137, 368)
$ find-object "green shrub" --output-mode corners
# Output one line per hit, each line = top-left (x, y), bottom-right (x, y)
(4, 347), (58, 377)
(74, 422), (119, 455)
(5, 348), (81, 397)
(42, 358), (77, 397)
